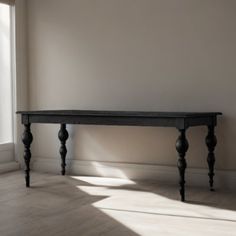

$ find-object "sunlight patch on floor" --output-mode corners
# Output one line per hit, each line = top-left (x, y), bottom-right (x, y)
(74, 176), (236, 232)
(99, 208), (236, 236)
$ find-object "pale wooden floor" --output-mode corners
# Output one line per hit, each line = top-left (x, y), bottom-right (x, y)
(0, 171), (235, 236)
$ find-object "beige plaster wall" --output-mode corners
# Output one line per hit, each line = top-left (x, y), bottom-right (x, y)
(26, 0), (236, 171)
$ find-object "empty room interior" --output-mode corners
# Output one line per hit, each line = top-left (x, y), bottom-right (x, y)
(0, 0), (236, 235)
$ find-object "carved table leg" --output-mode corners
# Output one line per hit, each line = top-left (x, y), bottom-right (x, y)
(58, 124), (69, 175)
(205, 126), (217, 191)
(22, 124), (33, 187)
(176, 129), (189, 202)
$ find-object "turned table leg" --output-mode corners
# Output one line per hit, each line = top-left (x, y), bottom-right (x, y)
(58, 124), (69, 175)
(22, 124), (33, 187)
(176, 129), (189, 202)
(205, 125), (217, 191)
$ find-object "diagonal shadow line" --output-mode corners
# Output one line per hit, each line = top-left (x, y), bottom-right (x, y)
(98, 207), (236, 223)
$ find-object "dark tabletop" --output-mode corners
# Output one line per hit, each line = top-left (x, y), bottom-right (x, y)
(17, 110), (222, 118)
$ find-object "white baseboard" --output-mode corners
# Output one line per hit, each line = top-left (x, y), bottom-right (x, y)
(31, 157), (236, 191)
(0, 143), (20, 173)
(0, 143), (14, 164)
(0, 161), (20, 174)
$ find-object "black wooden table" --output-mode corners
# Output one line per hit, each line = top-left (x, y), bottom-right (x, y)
(17, 110), (222, 201)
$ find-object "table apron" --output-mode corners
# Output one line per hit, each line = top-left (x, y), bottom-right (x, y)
(22, 114), (216, 129)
